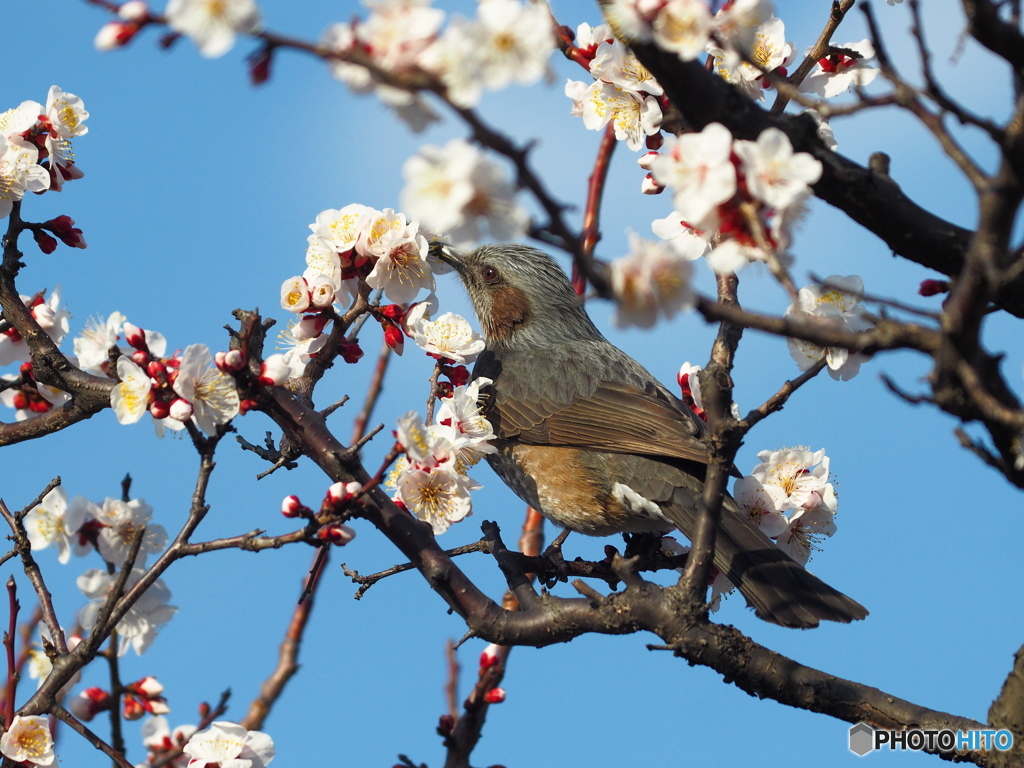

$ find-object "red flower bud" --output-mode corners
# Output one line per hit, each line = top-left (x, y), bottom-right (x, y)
(33, 229), (58, 254)
(484, 687), (506, 704)
(918, 279), (950, 297)
(339, 339), (364, 364)
(249, 45), (274, 85)
(437, 714), (455, 736)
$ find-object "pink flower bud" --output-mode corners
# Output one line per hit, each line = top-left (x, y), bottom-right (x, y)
(69, 687), (111, 722)
(637, 151), (659, 170)
(479, 643), (501, 670)
(123, 694), (146, 720)
(381, 304), (406, 320)
(123, 322), (146, 350)
(130, 350), (149, 367)
(918, 279), (950, 297)
(46, 216), (87, 249)
(316, 523), (357, 545)
(149, 400), (170, 419)
(118, 1), (149, 20)
(325, 481), (362, 506)
(95, 21), (140, 50)
(33, 229), (58, 254)
(133, 676), (164, 697)
(249, 45), (273, 85)
(281, 495), (306, 518)
(339, 339), (364, 364)
(383, 322), (404, 355)
(216, 349), (245, 373)
(259, 354), (291, 386)
(169, 398), (193, 421)
(146, 360), (166, 379)
(484, 687), (506, 704)
(641, 174), (664, 195)
(646, 132), (664, 150)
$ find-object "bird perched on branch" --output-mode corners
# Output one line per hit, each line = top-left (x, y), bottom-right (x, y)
(438, 242), (867, 629)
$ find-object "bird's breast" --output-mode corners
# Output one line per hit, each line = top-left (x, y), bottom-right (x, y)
(488, 443), (672, 536)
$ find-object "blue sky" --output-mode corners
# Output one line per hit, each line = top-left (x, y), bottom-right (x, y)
(3, 0), (1022, 766)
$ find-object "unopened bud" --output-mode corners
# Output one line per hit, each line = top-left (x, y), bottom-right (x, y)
(133, 676), (164, 697)
(131, 350), (149, 367)
(437, 715), (455, 736)
(294, 315), (326, 341)
(249, 45), (273, 85)
(637, 151), (659, 170)
(641, 174), (664, 195)
(12, 392), (28, 410)
(33, 229), (58, 254)
(380, 304), (406, 320)
(918, 279), (950, 297)
(325, 481), (362, 507)
(95, 21), (140, 50)
(146, 360), (166, 379)
(281, 495), (307, 518)
(118, 1), (149, 20)
(123, 322), (147, 350)
(169, 398), (193, 421)
(316, 523), (357, 545)
(339, 339), (364, 364)
(239, 398), (259, 414)
(479, 643), (501, 669)
(259, 354), (291, 386)
(484, 687), (506, 704)
(122, 694), (146, 721)
(149, 400), (170, 419)
(215, 349), (245, 373)
(383, 322), (404, 355)
(18, 362), (33, 380)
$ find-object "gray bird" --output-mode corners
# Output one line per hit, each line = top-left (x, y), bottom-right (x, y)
(439, 242), (867, 628)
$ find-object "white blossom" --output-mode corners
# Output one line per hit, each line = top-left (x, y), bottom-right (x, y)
(78, 568), (176, 655)
(164, 0), (262, 58)
(172, 344), (240, 435)
(182, 721), (274, 768)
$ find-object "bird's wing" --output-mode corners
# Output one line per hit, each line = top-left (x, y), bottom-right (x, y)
(481, 346), (710, 465)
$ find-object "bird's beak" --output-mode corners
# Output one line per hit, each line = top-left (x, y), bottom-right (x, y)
(430, 241), (465, 273)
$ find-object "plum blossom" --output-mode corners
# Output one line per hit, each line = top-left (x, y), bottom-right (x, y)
(569, 37), (664, 150)
(750, 446), (832, 511)
(142, 715), (197, 756)
(785, 275), (872, 380)
(733, 127), (822, 211)
(609, 233), (695, 328)
(276, 320), (330, 379)
(401, 139), (527, 247)
(0, 137), (51, 219)
(78, 567), (176, 656)
(365, 229), (435, 304)
(394, 464), (479, 534)
(74, 311), (126, 372)
(172, 344), (241, 435)
(435, 377), (498, 465)
(649, 123), (737, 226)
(733, 476), (789, 537)
(45, 86), (89, 139)
(182, 721), (275, 768)
(0, 287), (70, 366)
(389, 411), (483, 533)
(404, 302), (485, 363)
(280, 276), (311, 314)
(111, 356), (153, 425)
(423, 0), (553, 107)
(311, 203), (373, 257)
(775, 505), (837, 565)
(24, 487), (87, 564)
(95, 497), (168, 567)
(708, 0), (773, 56)
(800, 40), (879, 98)
(0, 715), (55, 766)
(164, 0), (262, 58)
(651, 0), (713, 61)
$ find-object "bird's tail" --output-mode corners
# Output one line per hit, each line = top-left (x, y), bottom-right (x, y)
(664, 500), (867, 628)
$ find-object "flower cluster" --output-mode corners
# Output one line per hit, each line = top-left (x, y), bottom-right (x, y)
(739, 446), (839, 564)
(401, 139), (528, 248)
(280, 481), (360, 546)
(182, 721), (275, 768)
(786, 275), (872, 380)
(565, 23), (665, 151)
(667, 445), (841, 612)
(1, 86), (88, 217)
(649, 122), (822, 273)
(21, 485), (176, 657)
(323, 0), (554, 122)
(388, 378), (497, 534)
(137, 715), (197, 768)
(103, 319), (240, 435)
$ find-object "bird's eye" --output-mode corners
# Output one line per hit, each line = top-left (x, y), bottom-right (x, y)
(481, 265), (500, 283)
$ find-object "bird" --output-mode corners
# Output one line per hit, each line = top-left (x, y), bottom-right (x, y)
(437, 242), (868, 629)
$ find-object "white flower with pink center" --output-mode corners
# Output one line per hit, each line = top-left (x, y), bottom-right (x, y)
(649, 123), (737, 227)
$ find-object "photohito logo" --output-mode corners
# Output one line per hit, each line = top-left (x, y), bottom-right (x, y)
(848, 722), (1014, 756)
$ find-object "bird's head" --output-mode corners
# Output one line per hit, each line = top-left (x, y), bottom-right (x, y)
(435, 243), (603, 349)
